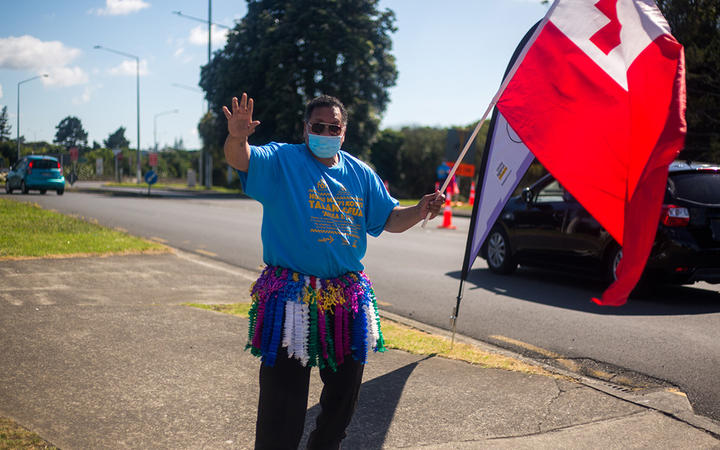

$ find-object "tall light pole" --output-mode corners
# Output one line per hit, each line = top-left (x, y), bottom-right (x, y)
(94, 45), (142, 183)
(173, 4), (231, 189)
(16, 74), (48, 162)
(154, 109), (179, 151)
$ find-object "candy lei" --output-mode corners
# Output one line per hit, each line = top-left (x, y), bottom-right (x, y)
(245, 266), (385, 370)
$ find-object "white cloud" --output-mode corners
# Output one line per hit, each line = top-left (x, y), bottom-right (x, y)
(0, 84), (3, 99)
(172, 46), (194, 64)
(72, 84), (101, 104)
(43, 66), (89, 87)
(0, 35), (81, 70)
(93, 0), (150, 16)
(188, 25), (229, 46)
(108, 59), (148, 76)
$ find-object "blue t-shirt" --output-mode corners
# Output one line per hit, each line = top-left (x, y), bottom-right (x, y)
(238, 142), (399, 278)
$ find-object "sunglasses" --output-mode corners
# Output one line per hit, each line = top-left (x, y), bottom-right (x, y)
(308, 122), (344, 136)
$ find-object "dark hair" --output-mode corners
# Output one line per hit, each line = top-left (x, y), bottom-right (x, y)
(304, 95), (348, 125)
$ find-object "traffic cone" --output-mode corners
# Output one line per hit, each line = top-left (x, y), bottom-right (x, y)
(438, 193), (456, 229)
(468, 181), (476, 205)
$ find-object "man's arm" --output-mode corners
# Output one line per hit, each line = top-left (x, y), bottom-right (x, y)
(222, 93), (261, 172)
(384, 191), (445, 233)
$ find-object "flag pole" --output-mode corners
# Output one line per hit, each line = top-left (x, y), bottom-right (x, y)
(443, 3), (559, 346)
(450, 107), (502, 348)
(421, 0), (557, 228)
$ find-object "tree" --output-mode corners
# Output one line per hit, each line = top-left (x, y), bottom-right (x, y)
(370, 129), (404, 189)
(0, 106), (11, 141)
(199, 0), (398, 160)
(656, 0), (720, 162)
(54, 116), (88, 148)
(103, 126), (130, 150)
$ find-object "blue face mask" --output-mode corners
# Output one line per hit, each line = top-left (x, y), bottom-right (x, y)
(307, 133), (342, 159)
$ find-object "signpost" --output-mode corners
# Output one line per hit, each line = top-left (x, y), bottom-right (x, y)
(144, 169), (158, 196)
(444, 129), (478, 201)
(68, 146), (79, 185)
(113, 148), (122, 182)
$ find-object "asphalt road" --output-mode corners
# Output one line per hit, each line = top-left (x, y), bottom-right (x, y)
(6, 189), (720, 422)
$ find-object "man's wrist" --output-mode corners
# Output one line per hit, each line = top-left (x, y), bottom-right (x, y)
(226, 134), (249, 143)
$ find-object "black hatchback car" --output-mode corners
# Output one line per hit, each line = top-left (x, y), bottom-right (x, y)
(482, 161), (720, 286)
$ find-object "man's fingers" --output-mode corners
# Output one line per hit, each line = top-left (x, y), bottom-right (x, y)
(248, 98), (254, 116)
(232, 96), (239, 113)
(222, 105), (232, 120)
(239, 92), (248, 110)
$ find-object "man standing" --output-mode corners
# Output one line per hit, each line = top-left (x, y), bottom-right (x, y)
(223, 93), (444, 449)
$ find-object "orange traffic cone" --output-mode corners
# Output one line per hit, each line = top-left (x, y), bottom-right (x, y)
(438, 194), (456, 229)
(468, 181), (476, 205)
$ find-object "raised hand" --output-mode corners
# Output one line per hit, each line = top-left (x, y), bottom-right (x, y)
(222, 93), (261, 140)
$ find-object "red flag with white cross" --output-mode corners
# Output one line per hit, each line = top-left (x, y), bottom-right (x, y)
(496, 0), (686, 306)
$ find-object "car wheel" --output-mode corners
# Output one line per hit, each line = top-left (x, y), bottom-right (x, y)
(57, 189), (64, 196)
(5, 180), (12, 194)
(21, 181), (29, 194)
(605, 244), (623, 283)
(40, 189), (47, 195)
(486, 226), (517, 274)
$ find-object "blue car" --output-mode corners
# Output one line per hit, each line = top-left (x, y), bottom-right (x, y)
(5, 155), (66, 195)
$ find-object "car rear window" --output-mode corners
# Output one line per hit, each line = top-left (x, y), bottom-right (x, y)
(668, 172), (720, 204)
(33, 159), (58, 169)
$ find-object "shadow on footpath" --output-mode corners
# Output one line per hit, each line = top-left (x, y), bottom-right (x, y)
(300, 355), (432, 449)
(446, 267), (720, 316)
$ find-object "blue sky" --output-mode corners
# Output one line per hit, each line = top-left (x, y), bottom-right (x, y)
(0, 0), (548, 151)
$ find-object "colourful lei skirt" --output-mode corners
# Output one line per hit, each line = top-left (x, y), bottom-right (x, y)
(246, 265), (386, 371)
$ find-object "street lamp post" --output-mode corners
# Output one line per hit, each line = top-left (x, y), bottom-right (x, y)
(16, 74), (48, 162)
(153, 109), (179, 152)
(94, 45), (142, 183)
(173, 2), (231, 189)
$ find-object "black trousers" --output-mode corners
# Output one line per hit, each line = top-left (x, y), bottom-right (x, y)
(254, 348), (365, 450)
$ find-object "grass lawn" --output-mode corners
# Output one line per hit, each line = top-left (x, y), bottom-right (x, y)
(397, 198), (473, 211)
(0, 417), (58, 449)
(185, 302), (552, 377)
(0, 198), (167, 259)
(102, 182), (241, 194)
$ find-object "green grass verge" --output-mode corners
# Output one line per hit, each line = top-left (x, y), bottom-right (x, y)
(103, 182), (240, 194)
(397, 198), (473, 211)
(184, 302), (552, 376)
(0, 199), (167, 258)
(183, 302), (252, 317)
(0, 417), (58, 449)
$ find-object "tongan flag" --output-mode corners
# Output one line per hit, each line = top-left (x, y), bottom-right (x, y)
(496, 0), (686, 306)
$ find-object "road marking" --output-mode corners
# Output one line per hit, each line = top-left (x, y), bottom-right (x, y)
(150, 236), (168, 243)
(667, 388), (688, 397)
(490, 334), (581, 372)
(195, 249), (218, 257)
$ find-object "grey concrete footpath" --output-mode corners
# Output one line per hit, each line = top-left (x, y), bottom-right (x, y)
(1, 251), (718, 449)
